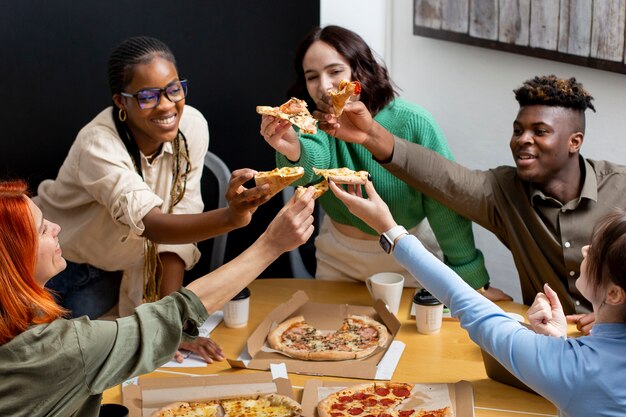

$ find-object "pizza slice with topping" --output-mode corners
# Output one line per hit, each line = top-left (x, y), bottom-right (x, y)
(313, 167), (370, 185)
(327, 80), (361, 116)
(257, 97), (318, 134)
(254, 167), (305, 197)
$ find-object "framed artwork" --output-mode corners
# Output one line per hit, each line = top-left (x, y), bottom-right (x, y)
(414, 0), (626, 74)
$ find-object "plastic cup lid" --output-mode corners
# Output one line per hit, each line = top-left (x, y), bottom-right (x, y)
(231, 287), (251, 300)
(413, 289), (442, 306)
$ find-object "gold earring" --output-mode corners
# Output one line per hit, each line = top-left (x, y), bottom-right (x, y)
(118, 107), (127, 122)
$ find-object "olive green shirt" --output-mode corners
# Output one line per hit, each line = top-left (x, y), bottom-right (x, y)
(0, 288), (208, 417)
(384, 136), (626, 314)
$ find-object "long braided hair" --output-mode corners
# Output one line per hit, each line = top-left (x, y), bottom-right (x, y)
(107, 36), (191, 302)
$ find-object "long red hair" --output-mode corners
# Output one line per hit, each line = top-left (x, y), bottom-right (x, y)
(0, 180), (66, 344)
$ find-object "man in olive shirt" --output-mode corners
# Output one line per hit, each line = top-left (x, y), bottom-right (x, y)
(315, 75), (626, 334)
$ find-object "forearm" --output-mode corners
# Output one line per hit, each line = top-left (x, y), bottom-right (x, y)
(363, 122), (395, 161)
(186, 232), (282, 314)
(142, 207), (239, 244)
(159, 252), (186, 297)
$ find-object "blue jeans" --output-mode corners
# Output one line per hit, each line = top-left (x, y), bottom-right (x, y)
(45, 261), (123, 319)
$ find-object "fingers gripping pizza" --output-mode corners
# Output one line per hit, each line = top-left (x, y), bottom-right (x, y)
(257, 97), (318, 134)
(313, 167), (370, 185)
(267, 315), (388, 361)
(254, 167), (305, 197)
(317, 382), (453, 417)
(327, 80), (361, 116)
(152, 393), (302, 417)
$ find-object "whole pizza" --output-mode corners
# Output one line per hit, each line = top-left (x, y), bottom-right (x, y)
(267, 315), (388, 361)
(317, 382), (452, 417)
(152, 393), (302, 417)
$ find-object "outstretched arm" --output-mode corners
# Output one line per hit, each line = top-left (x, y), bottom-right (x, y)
(142, 168), (272, 244)
(186, 187), (316, 314)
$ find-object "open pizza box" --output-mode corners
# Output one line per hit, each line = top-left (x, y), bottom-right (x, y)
(301, 379), (474, 417)
(122, 372), (295, 417)
(227, 290), (402, 379)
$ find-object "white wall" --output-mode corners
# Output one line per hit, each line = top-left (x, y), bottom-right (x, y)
(322, 0), (626, 302)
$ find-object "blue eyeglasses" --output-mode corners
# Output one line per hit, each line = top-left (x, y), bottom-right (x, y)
(120, 79), (188, 110)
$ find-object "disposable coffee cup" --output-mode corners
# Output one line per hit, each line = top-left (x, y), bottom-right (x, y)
(99, 404), (129, 417)
(413, 289), (443, 334)
(223, 287), (250, 328)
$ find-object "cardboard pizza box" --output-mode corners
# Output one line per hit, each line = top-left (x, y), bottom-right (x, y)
(227, 290), (403, 379)
(300, 379), (474, 417)
(122, 372), (296, 417)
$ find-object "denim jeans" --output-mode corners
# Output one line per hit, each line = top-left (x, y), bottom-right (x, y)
(45, 261), (123, 319)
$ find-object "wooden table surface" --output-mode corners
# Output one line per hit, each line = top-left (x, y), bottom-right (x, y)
(103, 278), (559, 416)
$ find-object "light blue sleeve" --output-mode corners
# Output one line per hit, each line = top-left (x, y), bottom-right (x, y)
(394, 235), (584, 409)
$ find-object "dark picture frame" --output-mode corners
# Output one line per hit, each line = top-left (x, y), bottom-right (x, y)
(414, 0), (626, 75)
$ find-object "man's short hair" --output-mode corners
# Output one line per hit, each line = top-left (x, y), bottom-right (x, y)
(514, 75), (595, 112)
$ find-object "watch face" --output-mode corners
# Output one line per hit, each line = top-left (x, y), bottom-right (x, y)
(379, 234), (392, 254)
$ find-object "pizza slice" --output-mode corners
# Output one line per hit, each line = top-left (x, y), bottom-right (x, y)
(151, 400), (221, 417)
(221, 393), (302, 417)
(254, 167), (305, 197)
(313, 167), (370, 185)
(295, 179), (328, 200)
(327, 80), (361, 116)
(257, 97), (318, 134)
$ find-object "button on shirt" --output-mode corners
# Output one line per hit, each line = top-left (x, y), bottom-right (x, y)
(384, 136), (626, 314)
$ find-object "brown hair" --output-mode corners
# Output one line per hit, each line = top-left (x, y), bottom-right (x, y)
(287, 25), (397, 116)
(585, 209), (626, 297)
(0, 180), (66, 345)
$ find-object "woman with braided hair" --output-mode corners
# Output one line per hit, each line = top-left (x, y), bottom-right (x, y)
(36, 36), (271, 363)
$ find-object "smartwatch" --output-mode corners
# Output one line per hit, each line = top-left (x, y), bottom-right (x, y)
(379, 225), (409, 254)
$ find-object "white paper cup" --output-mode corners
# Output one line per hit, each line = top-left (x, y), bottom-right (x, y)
(413, 289), (443, 334)
(223, 287), (250, 328)
(365, 272), (404, 315)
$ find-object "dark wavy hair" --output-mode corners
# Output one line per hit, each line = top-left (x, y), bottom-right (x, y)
(287, 25), (397, 116)
(514, 75), (595, 112)
(585, 209), (626, 300)
(107, 36), (176, 96)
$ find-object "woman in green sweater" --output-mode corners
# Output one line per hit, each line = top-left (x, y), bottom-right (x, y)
(260, 25), (509, 300)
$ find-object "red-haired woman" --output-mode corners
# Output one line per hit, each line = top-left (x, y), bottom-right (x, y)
(0, 180), (314, 416)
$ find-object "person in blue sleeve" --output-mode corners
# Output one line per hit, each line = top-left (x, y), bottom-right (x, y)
(331, 179), (626, 417)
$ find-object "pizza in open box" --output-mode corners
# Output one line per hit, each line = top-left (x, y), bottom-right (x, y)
(152, 393), (302, 417)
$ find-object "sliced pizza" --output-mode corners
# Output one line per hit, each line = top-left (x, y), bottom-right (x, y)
(152, 394), (301, 417)
(317, 382), (453, 417)
(254, 166), (305, 197)
(313, 167), (370, 185)
(257, 97), (318, 134)
(294, 179), (329, 200)
(327, 80), (361, 116)
(267, 314), (388, 361)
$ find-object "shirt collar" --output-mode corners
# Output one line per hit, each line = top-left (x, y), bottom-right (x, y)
(530, 156), (598, 207)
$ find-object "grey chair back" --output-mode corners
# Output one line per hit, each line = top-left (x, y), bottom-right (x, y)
(204, 151), (230, 271)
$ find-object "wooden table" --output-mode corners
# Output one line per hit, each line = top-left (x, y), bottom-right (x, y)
(103, 278), (559, 416)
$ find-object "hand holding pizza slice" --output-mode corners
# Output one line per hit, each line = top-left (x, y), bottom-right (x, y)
(257, 97), (318, 134)
(327, 80), (362, 116)
(254, 167), (305, 198)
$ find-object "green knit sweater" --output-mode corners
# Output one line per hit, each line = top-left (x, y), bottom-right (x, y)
(276, 98), (489, 288)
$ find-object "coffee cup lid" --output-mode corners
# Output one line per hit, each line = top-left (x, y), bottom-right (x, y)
(231, 287), (251, 301)
(413, 289), (442, 306)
